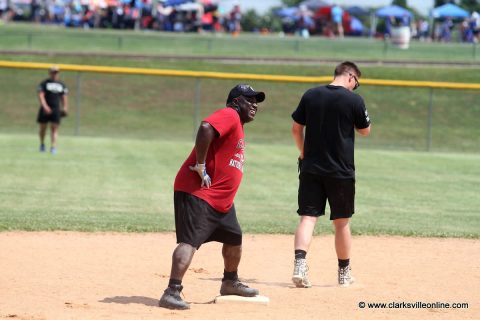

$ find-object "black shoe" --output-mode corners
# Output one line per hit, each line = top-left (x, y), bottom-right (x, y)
(220, 279), (259, 297)
(159, 285), (190, 310)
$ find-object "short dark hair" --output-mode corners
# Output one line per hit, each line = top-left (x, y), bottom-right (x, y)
(334, 61), (361, 78)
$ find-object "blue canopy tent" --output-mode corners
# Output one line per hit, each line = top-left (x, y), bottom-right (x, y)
(275, 7), (300, 19)
(275, 7), (315, 36)
(300, 0), (329, 11)
(374, 5), (413, 36)
(162, 0), (194, 7)
(431, 3), (469, 18)
(430, 4), (469, 42)
(274, 7), (317, 24)
(346, 6), (369, 17)
(375, 5), (412, 18)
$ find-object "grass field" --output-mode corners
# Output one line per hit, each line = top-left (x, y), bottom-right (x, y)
(1, 134), (479, 238)
(1, 24), (479, 238)
(1, 23), (480, 62)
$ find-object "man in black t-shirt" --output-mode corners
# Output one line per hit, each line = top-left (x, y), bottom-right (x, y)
(37, 66), (69, 154)
(291, 61), (371, 288)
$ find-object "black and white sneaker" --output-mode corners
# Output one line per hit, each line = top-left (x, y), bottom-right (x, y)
(292, 258), (312, 288)
(338, 266), (355, 287)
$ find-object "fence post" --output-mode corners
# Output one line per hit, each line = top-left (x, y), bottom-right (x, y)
(74, 72), (82, 136)
(426, 87), (434, 151)
(207, 38), (213, 53)
(193, 78), (201, 139)
(27, 33), (33, 49)
(294, 39), (300, 52)
(117, 36), (123, 50)
(383, 36), (388, 58)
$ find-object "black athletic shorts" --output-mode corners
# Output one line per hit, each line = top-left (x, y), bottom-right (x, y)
(297, 172), (355, 220)
(37, 107), (61, 124)
(174, 191), (242, 249)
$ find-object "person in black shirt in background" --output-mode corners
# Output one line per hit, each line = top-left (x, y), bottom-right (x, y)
(291, 61), (371, 288)
(37, 66), (69, 154)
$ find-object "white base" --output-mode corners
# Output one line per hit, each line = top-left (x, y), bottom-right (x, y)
(214, 295), (269, 305)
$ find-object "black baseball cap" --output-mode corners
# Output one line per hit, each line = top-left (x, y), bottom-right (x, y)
(226, 84), (265, 104)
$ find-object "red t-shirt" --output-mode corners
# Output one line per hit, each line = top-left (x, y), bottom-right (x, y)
(174, 107), (245, 213)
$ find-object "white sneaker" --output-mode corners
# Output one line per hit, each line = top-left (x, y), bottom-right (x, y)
(338, 265), (355, 287)
(292, 258), (312, 288)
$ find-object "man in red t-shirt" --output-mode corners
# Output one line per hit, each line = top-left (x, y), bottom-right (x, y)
(159, 84), (266, 310)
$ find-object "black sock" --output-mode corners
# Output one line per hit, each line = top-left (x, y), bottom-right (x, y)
(168, 278), (182, 287)
(223, 270), (238, 281)
(338, 259), (350, 268)
(295, 250), (307, 260)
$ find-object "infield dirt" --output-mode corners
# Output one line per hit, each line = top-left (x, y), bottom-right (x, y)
(0, 232), (478, 320)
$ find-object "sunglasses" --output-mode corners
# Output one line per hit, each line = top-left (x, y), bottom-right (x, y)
(348, 73), (360, 91)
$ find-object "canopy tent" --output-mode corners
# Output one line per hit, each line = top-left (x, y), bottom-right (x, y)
(300, 0), (330, 11)
(346, 6), (369, 17)
(176, 2), (202, 11)
(275, 7), (299, 19)
(431, 3), (469, 18)
(162, 0), (194, 7)
(375, 5), (412, 18)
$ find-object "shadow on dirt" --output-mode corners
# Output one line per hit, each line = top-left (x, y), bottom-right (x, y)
(99, 296), (159, 307)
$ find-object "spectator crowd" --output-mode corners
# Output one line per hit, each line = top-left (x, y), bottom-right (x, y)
(0, 0), (243, 34)
(1, 0), (479, 43)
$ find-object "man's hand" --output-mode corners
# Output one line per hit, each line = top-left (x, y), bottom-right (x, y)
(43, 105), (52, 114)
(189, 163), (212, 188)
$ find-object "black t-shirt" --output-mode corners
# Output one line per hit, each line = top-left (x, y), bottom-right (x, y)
(292, 85), (371, 179)
(38, 79), (68, 110)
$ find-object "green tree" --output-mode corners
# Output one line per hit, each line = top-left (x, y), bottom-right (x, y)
(435, 0), (480, 12)
(392, 0), (408, 8)
(434, 0), (453, 6)
(241, 9), (282, 32)
(460, 0), (480, 12)
(281, 0), (303, 7)
(240, 9), (260, 32)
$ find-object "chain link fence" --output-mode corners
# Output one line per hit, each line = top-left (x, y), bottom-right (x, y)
(0, 65), (479, 152)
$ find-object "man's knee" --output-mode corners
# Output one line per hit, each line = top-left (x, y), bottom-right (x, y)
(300, 215), (318, 225)
(172, 243), (196, 266)
(333, 218), (350, 229)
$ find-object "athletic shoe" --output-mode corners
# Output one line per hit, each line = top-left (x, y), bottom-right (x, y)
(220, 279), (259, 297)
(292, 258), (312, 288)
(158, 285), (190, 310)
(338, 265), (355, 287)
(50, 147), (57, 155)
(39, 144), (46, 152)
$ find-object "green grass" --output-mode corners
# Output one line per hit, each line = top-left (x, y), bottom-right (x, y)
(1, 22), (479, 62)
(0, 24), (479, 238)
(0, 134), (479, 237)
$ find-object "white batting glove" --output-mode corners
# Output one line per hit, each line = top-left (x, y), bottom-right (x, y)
(189, 163), (212, 188)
